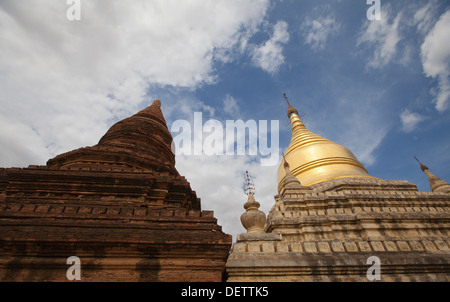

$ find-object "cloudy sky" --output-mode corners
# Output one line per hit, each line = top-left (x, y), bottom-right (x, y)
(1, 0), (449, 239)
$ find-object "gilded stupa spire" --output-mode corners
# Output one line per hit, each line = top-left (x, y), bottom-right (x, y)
(414, 156), (450, 193)
(284, 93), (299, 118)
(277, 94), (371, 192)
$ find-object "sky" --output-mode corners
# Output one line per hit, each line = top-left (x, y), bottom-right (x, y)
(1, 0), (450, 239)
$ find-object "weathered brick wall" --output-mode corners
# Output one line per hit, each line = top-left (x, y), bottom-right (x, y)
(0, 167), (232, 282)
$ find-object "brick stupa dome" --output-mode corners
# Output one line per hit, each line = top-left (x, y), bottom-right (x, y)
(47, 100), (177, 175)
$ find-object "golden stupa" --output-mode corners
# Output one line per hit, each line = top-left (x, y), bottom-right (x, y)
(277, 94), (372, 192)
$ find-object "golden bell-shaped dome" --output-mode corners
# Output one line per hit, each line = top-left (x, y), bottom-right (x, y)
(277, 95), (372, 193)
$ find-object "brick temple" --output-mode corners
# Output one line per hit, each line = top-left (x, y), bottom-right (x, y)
(0, 100), (232, 282)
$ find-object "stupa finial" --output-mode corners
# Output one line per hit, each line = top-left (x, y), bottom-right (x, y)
(240, 171), (266, 233)
(283, 93), (299, 118)
(243, 170), (256, 197)
(414, 156), (429, 172)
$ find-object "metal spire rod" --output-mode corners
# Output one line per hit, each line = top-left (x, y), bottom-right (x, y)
(283, 93), (291, 107)
(283, 93), (299, 118)
(414, 156), (428, 171)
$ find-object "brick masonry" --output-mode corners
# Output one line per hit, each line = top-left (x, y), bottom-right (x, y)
(0, 101), (232, 282)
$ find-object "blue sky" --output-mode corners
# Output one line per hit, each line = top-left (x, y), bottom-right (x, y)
(1, 0), (449, 238)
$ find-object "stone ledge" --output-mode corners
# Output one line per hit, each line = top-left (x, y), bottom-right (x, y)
(236, 232), (281, 242)
(226, 251), (450, 270)
(229, 239), (450, 254)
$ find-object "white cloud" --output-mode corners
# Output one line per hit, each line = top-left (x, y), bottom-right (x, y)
(223, 94), (240, 116)
(338, 115), (388, 168)
(420, 10), (450, 112)
(357, 5), (402, 69)
(301, 16), (341, 51)
(0, 0), (270, 167)
(400, 109), (424, 133)
(344, 97), (389, 167)
(175, 154), (278, 239)
(250, 20), (290, 74)
(163, 95), (216, 123)
(413, 0), (439, 34)
(0, 113), (51, 167)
